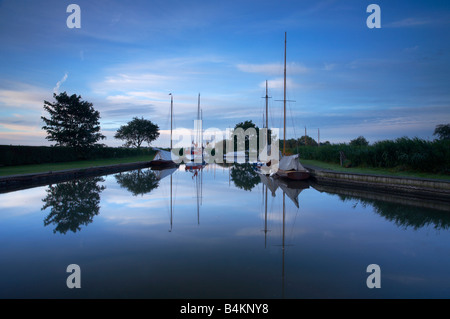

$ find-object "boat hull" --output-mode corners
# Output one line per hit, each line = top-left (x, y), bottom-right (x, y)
(276, 169), (310, 181)
(149, 160), (178, 169)
(185, 162), (206, 170)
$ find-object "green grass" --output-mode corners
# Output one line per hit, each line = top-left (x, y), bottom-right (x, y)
(300, 159), (450, 181)
(0, 155), (155, 177)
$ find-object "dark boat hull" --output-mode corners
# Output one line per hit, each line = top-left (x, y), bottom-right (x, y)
(276, 169), (310, 181)
(149, 160), (178, 169)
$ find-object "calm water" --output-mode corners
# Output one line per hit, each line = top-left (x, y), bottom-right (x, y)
(0, 163), (449, 299)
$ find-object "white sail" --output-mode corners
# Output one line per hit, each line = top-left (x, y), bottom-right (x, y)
(278, 154), (307, 172)
(153, 148), (180, 163)
(153, 167), (177, 180)
(259, 173), (279, 196)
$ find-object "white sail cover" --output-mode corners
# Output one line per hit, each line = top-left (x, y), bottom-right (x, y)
(153, 167), (177, 180)
(278, 154), (307, 171)
(276, 180), (303, 208)
(153, 148), (175, 162)
(258, 173), (279, 196)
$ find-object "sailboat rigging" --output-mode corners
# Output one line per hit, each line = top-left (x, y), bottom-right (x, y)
(150, 93), (179, 168)
(275, 32), (310, 181)
(185, 93), (207, 170)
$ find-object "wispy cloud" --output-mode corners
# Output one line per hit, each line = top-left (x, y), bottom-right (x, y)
(53, 72), (68, 94)
(323, 63), (337, 71)
(385, 17), (434, 28)
(237, 62), (309, 75)
(90, 55), (226, 95)
(0, 81), (51, 145)
(0, 123), (47, 144)
(0, 83), (48, 111)
(96, 73), (177, 93)
(258, 78), (299, 90)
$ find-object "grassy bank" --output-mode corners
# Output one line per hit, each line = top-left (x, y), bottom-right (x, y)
(301, 159), (450, 181)
(0, 154), (155, 177)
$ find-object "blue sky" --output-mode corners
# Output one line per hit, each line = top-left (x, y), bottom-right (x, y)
(0, 0), (449, 147)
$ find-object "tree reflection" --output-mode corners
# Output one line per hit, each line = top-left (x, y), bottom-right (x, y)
(230, 163), (260, 191)
(114, 168), (159, 196)
(339, 195), (450, 231)
(41, 177), (106, 234)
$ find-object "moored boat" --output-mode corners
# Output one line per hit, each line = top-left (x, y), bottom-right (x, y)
(276, 154), (310, 181)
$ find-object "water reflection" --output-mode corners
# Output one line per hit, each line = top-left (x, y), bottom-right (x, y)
(185, 164), (205, 226)
(38, 163), (449, 237)
(312, 183), (450, 231)
(41, 176), (106, 234)
(259, 171), (310, 298)
(114, 168), (159, 196)
(230, 163), (260, 191)
(340, 195), (450, 231)
(2, 163), (450, 298)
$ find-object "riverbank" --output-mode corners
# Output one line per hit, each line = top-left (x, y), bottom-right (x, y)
(300, 159), (450, 180)
(0, 161), (153, 194)
(2, 158), (450, 206)
(0, 154), (155, 177)
(303, 163), (450, 206)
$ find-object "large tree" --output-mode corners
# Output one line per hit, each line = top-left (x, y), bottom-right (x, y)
(41, 92), (105, 149)
(433, 124), (450, 140)
(232, 120), (260, 152)
(350, 136), (369, 146)
(114, 117), (160, 148)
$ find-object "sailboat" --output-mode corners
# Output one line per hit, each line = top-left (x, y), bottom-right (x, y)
(275, 32), (310, 181)
(150, 93), (179, 168)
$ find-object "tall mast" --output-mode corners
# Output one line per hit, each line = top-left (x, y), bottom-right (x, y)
(169, 93), (173, 149)
(198, 93), (201, 120)
(283, 32), (287, 156)
(168, 93), (174, 232)
(197, 93), (201, 148)
(265, 80), (269, 129)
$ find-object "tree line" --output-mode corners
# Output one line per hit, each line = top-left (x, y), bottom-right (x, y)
(41, 92), (160, 156)
(40, 92), (449, 174)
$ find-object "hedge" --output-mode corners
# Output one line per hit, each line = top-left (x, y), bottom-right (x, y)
(294, 137), (450, 174)
(0, 145), (155, 167)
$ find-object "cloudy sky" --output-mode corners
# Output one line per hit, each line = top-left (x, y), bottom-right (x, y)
(0, 0), (449, 147)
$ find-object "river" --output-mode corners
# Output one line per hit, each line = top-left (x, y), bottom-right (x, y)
(0, 163), (449, 298)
